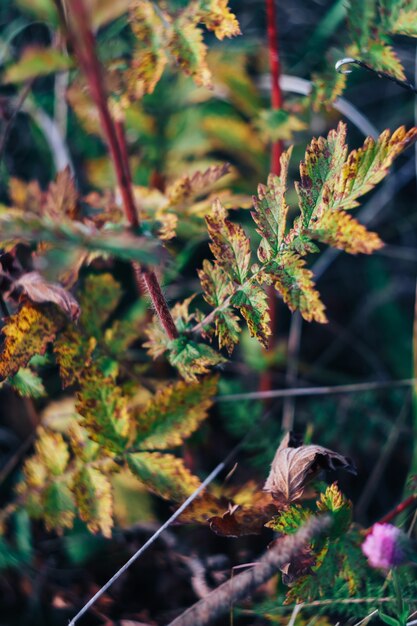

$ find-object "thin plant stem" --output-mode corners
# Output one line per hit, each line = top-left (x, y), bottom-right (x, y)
(260, 0), (284, 401)
(59, 0), (178, 340)
(216, 377), (417, 402)
(375, 494), (417, 527)
(265, 0), (283, 174)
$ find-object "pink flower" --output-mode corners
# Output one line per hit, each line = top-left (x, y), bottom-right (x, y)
(362, 523), (406, 570)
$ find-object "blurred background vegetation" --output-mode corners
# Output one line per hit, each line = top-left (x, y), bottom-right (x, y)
(1, 0), (417, 624)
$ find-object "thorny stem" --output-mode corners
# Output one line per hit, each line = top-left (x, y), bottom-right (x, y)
(59, 0), (178, 340)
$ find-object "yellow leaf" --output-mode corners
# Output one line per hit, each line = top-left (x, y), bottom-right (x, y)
(133, 376), (217, 449)
(72, 466), (113, 537)
(0, 303), (65, 382)
(127, 452), (201, 501)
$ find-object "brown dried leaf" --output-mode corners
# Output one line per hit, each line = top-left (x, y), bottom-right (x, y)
(44, 167), (79, 220)
(209, 496), (278, 537)
(13, 272), (80, 321)
(264, 433), (355, 504)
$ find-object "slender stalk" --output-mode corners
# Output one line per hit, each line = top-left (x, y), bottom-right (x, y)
(261, 0), (284, 398)
(376, 495), (417, 527)
(60, 0), (178, 340)
(265, 0), (283, 176)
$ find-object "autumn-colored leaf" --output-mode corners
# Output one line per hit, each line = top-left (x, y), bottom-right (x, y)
(72, 466), (113, 537)
(44, 167), (79, 220)
(296, 122), (347, 228)
(133, 376), (217, 449)
(264, 432), (355, 505)
(206, 199), (251, 284)
(167, 336), (226, 381)
(209, 493), (278, 538)
(316, 482), (352, 536)
(231, 282), (271, 347)
(332, 126), (417, 211)
(169, 18), (212, 88)
(167, 163), (230, 207)
(198, 261), (240, 354)
(389, 9), (417, 36)
(3, 46), (72, 83)
(307, 208), (383, 254)
(267, 252), (327, 324)
(54, 328), (97, 387)
(0, 303), (65, 382)
(12, 272), (80, 321)
(79, 273), (122, 338)
(252, 149), (292, 262)
(127, 452), (201, 501)
(197, 0), (241, 40)
(76, 375), (130, 453)
(127, 0), (168, 98)
(35, 427), (70, 476)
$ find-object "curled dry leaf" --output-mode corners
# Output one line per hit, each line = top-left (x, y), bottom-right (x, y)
(209, 494), (277, 538)
(12, 272), (80, 321)
(264, 432), (355, 505)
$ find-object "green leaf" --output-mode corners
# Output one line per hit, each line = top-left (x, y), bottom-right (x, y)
(0, 209), (159, 265)
(133, 376), (217, 449)
(127, 452), (201, 501)
(167, 336), (226, 381)
(378, 612), (401, 626)
(79, 274), (123, 338)
(3, 46), (72, 83)
(7, 367), (45, 398)
(362, 40), (405, 80)
(347, 0), (377, 49)
(252, 148), (292, 261)
(265, 504), (311, 534)
(43, 481), (76, 533)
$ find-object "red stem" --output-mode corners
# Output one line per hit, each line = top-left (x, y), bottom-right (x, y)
(261, 0), (283, 396)
(266, 0), (283, 177)
(376, 494), (417, 527)
(63, 0), (178, 340)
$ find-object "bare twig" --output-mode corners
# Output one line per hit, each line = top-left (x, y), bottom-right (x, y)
(217, 377), (417, 402)
(166, 516), (331, 626)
